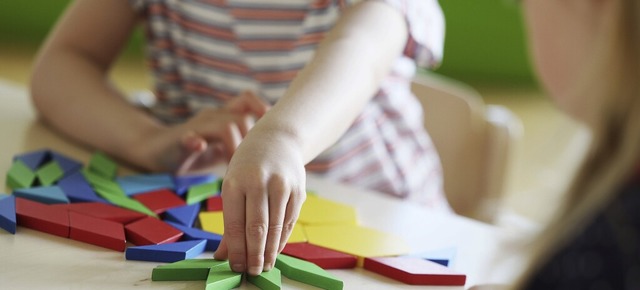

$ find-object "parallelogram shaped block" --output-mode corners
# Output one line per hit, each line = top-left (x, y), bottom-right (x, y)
(282, 242), (357, 269)
(166, 221), (222, 251)
(199, 211), (224, 235)
(88, 152), (118, 180)
(247, 266), (281, 290)
(64, 202), (146, 224)
(363, 256), (466, 286)
(163, 203), (200, 227)
(6, 160), (36, 190)
(13, 185), (70, 205)
(117, 173), (175, 196)
(152, 258), (228, 281)
(126, 239), (206, 263)
(205, 262), (243, 290)
(15, 197), (69, 238)
(132, 189), (185, 215)
(275, 254), (343, 290)
(304, 224), (409, 259)
(173, 174), (218, 196)
(298, 194), (357, 226)
(0, 194), (17, 234)
(35, 161), (64, 186)
(125, 216), (183, 246)
(69, 211), (126, 251)
(186, 181), (221, 205)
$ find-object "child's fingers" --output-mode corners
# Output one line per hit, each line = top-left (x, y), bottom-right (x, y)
(244, 188), (269, 276)
(277, 187), (305, 254)
(263, 179), (290, 271)
(220, 184), (248, 273)
(213, 237), (229, 259)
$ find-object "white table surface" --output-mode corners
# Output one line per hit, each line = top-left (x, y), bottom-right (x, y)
(0, 80), (524, 289)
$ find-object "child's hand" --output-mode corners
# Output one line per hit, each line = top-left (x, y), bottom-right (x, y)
(144, 91), (270, 175)
(213, 130), (307, 276)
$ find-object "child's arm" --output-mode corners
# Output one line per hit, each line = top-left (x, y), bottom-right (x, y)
(215, 1), (410, 275)
(30, 0), (265, 174)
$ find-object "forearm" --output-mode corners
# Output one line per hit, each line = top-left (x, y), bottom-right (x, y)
(250, 1), (408, 163)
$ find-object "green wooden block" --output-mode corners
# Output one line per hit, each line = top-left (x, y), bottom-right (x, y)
(186, 181), (221, 205)
(247, 267), (281, 290)
(6, 160), (36, 190)
(276, 254), (343, 290)
(107, 194), (157, 217)
(152, 259), (228, 281)
(205, 262), (243, 290)
(36, 161), (64, 186)
(88, 152), (118, 179)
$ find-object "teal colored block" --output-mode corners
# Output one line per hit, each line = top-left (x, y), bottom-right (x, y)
(36, 161), (64, 186)
(88, 152), (118, 179)
(117, 173), (175, 196)
(186, 181), (220, 205)
(276, 254), (343, 290)
(0, 195), (17, 234)
(247, 267), (281, 290)
(126, 240), (207, 263)
(6, 160), (36, 190)
(205, 262), (243, 290)
(13, 185), (70, 205)
(152, 258), (228, 281)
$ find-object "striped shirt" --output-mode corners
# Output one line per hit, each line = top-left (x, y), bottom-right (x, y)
(129, 0), (450, 210)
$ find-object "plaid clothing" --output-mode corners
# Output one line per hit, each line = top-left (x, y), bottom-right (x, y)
(130, 0), (449, 210)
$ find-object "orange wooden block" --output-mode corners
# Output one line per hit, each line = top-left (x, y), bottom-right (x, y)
(15, 197), (69, 238)
(132, 189), (186, 214)
(69, 211), (126, 251)
(125, 216), (183, 246)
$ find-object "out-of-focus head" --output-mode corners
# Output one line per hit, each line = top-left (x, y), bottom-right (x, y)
(522, 0), (639, 131)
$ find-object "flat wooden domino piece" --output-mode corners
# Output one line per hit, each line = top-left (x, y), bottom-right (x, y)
(125, 216), (183, 245)
(199, 211), (224, 235)
(132, 189), (186, 215)
(15, 197), (69, 238)
(0, 194), (17, 234)
(12, 185), (70, 204)
(69, 211), (126, 251)
(206, 195), (223, 211)
(247, 266), (281, 290)
(6, 160), (36, 190)
(297, 194), (357, 226)
(57, 172), (106, 203)
(363, 256), (466, 286)
(173, 174), (218, 196)
(275, 254), (343, 290)
(13, 149), (50, 171)
(282, 242), (357, 269)
(304, 224), (410, 259)
(163, 203), (201, 227)
(166, 221), (222, 251)
(126, 239), (206, 262)
(35, 161), (64, 186)
(49, 151), (83, 177)
(205, 262), (243, 290)
(117, 173), (175, 196)
(64, 202), (146, 224)
(152, 258), (228, 281)
(186, 181), (221, 205)
(88, 152), (118, 179)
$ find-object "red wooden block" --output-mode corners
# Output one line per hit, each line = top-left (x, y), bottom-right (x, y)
(363, 256), (466, 286)
(125, 216), (183, 246)
(206, 195), (223, 211)
(15, 197), (69, 238)
(61, 202), (146, 224)
(132, 189), (186, 215)
(69, 211), (126, 251)
(282, 242), (357, 269)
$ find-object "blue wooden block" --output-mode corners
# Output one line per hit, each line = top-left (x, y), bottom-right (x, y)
(407, 247), (457, 267)
(125, 240), (207, 263)
(58, 172), (107, 203)
(173, 174), (218, 196)
(14, 149), (51, 171)
(13, 185), (70, 205)
(166, 221), (222, 252)
(117, 173), (175, 196)
(50, 151), (83, 176)
(0, 195), (17, 234)
(163, 203), (200, 227)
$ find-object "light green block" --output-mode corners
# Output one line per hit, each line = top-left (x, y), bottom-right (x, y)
(36, 161), (64, 186)
(186, 181), (221, 205)
(152, 259), (228, 281)
(205, 262), (243, 290)
(247, 267), (281, 290)
(276, 254), (343, 290)
(88, 152), (118, 179)
(107, 195), (157, 217)
(6, 160), (36, 190)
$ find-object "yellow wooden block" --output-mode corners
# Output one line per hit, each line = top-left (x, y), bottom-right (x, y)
(199, 211), (225, 235)
(298, 195), (357, 226)
(305, 224), (410, 258)
(287, 223), (307, 243)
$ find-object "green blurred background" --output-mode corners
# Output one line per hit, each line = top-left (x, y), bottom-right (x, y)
(0, 0), (535, 85)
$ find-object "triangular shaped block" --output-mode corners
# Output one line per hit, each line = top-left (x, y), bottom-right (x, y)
(13, 185), (70, 205)
(13, 149), (51, 171)
(163, 203), (200, 227)
(126, 240), (206, 262)
(50, 151), (83, 176)
(152, 258), (228, 281)
(117, 173), (175, 196)
(166, 221), (222, 251)
(58, 172), (106, 203)
(0, 195), (17, 234)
